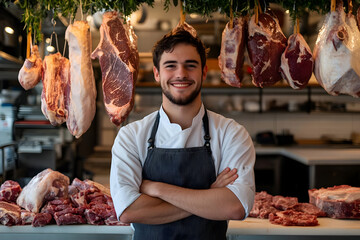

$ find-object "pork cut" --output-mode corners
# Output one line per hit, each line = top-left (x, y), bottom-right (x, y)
(41, 52), (70, 126)
(18, 45), (43, 90)
(218, 17), (247, 88)
(309, 185), (360, 219)
(313, 3), (360, 97)
(247, 12), (287, 87)
(91, 12), (139, 126)
(65, 21), (97, 138)
(280, 33), (314, 89)
(16, 168), (70, 213)
(0, 201), (21, 226)
(0, 180), (22, 203)
(269, 209), (319, 226)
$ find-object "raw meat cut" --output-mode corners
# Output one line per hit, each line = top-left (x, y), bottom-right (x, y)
(0, 180), (22, 203)
(91, 12), (139, 126)
(308, 185), (360, 219)
(247, 12), (287, 87)
(272, 195), (298, 210)
(292, 203), (327, 217)
(218, 17), (247, 88)
(269, 209), (319, 226)
(65, 21), (97, 138)
(280, 33), (314, 89)
(249, 200), (278, 219)
(41, 52), (70, 126)
(18, 45), (43, 90)
(17, 168), (70, 213)
(0, 201), (21, 226)
(172, 21), (197, 37)
(21, 210), (36, 225)
(32, 212), (53, 227)
(313, 3), (360, 97)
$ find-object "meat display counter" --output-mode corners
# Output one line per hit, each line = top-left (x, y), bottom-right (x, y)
(1, 218), (359, 240)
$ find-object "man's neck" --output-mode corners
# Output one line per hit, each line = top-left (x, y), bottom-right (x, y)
(162, 97), (202, 130)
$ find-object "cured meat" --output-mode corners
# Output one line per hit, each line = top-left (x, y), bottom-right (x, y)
(247, 12), (287, 87)
(16, 168), (70, 213)
(18, 45), (42, 90)
(313, 3), (360, 97)
(280, 33), (314, 89)
(41, 52), (70, 126)
(0, 180), (22, 203)
(91, 12), (139, 126)
(0, 201), (21, 226)
(218, 17), (247, 88)
(269, 209), (319, 226)
(308, 185), (360, 219)
(65, 21), (97, 138)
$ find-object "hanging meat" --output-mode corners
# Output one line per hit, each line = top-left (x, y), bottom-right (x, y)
(65, 21), (97, 138)
(91, 12), (139, 126)
(280, 33), (314, 90)
(218, 17), (247, 88)
(18, 45), (42, 90)
(313, 2), (360, 97)
(41, 52), (70, 126)
(172, 21), (197, 37)
(247, 12), (287, 87)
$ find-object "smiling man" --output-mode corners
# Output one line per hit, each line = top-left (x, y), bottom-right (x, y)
(110, 27), (255, 240)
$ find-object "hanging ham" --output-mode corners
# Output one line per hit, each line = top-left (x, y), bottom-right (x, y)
(172, 21), (197, 37)
(247, 12), (287, 87)
(218, 17), (247, 88)
(65, 21), (97, 138)
(18, 45), (42, 90)
(41, 52), (69, 126)
(280, 33), (314, 90)
(91, 12), (139, 126)
(313, 3), (360, 97)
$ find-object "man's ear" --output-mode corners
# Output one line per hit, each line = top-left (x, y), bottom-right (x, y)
(153, 66), (160, 83)
(202, 65), (208, 82)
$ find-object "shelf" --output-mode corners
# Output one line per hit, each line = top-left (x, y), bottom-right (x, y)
(14, 120), (59, 129)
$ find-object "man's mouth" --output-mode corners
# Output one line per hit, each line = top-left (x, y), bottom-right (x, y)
(169, 80), (194, 88)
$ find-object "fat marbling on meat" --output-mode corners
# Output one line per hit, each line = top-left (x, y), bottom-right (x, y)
(65, 21), (97, 138)
(18, 45), (42, 90)
(91, 12), (139, 126)
(280, 33), (314, 89)
(218, 17), (247, 88)
(247, 12), (287, 87)
(313, 3), (360, 97)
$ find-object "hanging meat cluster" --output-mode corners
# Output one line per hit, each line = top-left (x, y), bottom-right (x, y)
(18, 45), (43, 90)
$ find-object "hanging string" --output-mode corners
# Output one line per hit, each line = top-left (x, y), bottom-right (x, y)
(348, 0), (353, 15)
(331, 0), (336, 12)
(293, 0), (299, 34)
(26, 28), (31, 58)
(50, 18), (60, 53)
(229, 0), (234, 29)
(180, 0), (186, 24)
(80, 0), (84, 21)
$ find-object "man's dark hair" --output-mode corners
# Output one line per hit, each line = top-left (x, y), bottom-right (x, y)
(152, 29), (207, 71)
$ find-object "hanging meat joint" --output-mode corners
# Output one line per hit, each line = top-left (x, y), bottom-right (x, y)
(313, 2), (360, 97)
(91, 12), (139, 126)
(218, 17), (247, 88)
(18, 45), (43, 90)
(65, 21), (97, 138)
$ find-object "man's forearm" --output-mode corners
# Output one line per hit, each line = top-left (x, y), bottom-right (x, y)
(120, 193), (191, 224)
(143, 182), (245, 221)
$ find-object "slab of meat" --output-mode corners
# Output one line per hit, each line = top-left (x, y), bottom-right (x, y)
(91, 12), (139, 126)
(41, 52), (70, 126)
(249, 200), (278, 219)
(0, 201), (21, 226)
(16, 168), (70, 213)
(21, 210), (36, 225)
(313, 3), (360, 97)
(292, 203), (327, 217)
(65, 21), (97, 138)
(280, 33), (314, 89)
(272, 195), (298, 210)
(269, 209), (319, 226)
(218, 17), (247, 88)
(247, 12), (287, 87)
(0, 180), (22, 203)
(172, 21), (197, 37)
(308, 185), (360, 219)
(18, 45), (42, 90)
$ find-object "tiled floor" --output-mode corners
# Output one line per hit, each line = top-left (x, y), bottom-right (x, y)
(84, 146), (112, 188)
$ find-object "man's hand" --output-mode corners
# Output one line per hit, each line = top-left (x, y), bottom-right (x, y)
(211, 167), (238, 188)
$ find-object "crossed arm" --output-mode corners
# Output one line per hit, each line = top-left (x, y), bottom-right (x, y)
(119, 168), (245, 224)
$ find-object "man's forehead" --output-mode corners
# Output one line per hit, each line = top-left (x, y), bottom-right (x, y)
(160, 44), (200, 63)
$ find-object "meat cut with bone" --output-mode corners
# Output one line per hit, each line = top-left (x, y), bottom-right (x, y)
(91, 12), (139, 126)
(41, 52), (70, 126)
(313, 3), (360, 97)
(18, 45), (43, 90)
(247, 12), (287, 87)
(218, 17), (247, 88)
(65, 21), (97, 138)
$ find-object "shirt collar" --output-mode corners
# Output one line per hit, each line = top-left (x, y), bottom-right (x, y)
(159, 104), (205, 129)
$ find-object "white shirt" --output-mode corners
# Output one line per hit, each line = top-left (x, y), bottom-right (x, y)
(110, 104), (255, 220)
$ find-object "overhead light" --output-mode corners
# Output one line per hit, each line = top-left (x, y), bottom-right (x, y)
(86, 15), (93, 22)
(5, 26), (14, 34)
(47, 45), (55, 53)
(285, 10), (290, 14)
(45, 38), (51, 44)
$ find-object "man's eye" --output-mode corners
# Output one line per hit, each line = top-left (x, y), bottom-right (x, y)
(165, 65), (175, 68)
(186, 64), (196, 69)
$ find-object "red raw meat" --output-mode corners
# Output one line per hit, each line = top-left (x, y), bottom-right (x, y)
(0, 201), (21, 226)
(32, 212), (53, 227)
(18, 45), (42, 90)
(292, 203), (327, 217)
(269, 209), (319, 226)
(272, 195), (298, 210)
(0, 180), (22, 203)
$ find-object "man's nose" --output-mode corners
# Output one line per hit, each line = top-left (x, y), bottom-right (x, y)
(176, 66), (188, 79)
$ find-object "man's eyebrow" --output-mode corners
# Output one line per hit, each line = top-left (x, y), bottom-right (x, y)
(163, 60), (177, 65)
(162, 60), (200, 65)
(185, 60), (199, 64)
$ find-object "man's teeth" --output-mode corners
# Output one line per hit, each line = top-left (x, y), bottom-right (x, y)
(173, 83), (190, 87)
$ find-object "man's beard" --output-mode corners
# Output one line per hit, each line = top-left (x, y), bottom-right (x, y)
(161, 80), (202, 106)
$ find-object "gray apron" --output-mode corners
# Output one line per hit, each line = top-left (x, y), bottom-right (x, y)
(133, 110), (227, 240)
